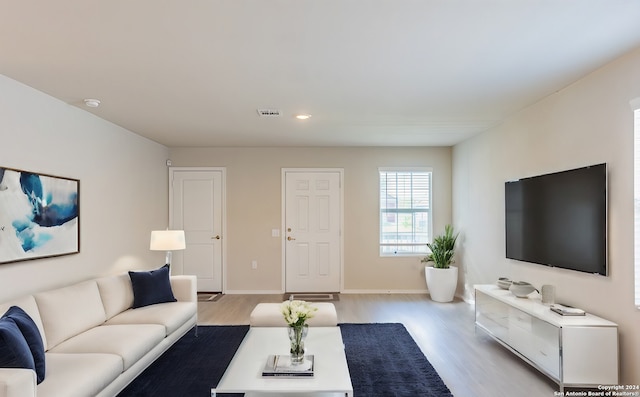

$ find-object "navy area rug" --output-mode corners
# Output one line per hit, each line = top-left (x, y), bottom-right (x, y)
(119, 323), (452, 397)
(340, 323), (452, 397)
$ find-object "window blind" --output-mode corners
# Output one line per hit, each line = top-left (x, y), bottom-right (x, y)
(379, 169), (432, 256)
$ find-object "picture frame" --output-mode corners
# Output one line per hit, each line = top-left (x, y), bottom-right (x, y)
(0, 167), (80, 264)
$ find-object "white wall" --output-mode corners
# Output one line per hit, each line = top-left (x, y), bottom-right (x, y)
(453, 47), (640, 383)
(168, 146), (452, 293)
(0, 75), (170, 301)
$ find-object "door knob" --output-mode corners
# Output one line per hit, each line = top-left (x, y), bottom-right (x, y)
(287, 236), (296, 241)
(213, 235), (221, 240)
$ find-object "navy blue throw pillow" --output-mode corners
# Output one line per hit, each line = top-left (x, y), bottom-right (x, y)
(2, 306), (45, 383)
(0, 317), (35, 374)
(129, 264), (177, 309)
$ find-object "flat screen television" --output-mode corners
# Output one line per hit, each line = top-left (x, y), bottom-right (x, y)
(505, 163), (607, 276)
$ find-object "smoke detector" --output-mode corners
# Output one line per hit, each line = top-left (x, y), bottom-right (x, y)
(84, 99), (101, 108)
(257, 109), (281, 117)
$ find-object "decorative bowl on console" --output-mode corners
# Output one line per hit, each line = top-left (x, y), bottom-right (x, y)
(509, 281), (538, 298)
(496, 277), (512, 290)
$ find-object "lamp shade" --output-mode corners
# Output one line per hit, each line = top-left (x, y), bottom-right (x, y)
(150, 230), (186, 251)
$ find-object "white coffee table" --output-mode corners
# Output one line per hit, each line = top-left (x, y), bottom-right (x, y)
(211, 327), (353, 397)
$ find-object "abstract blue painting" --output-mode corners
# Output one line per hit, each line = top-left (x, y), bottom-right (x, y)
(0, 167), (79, 264)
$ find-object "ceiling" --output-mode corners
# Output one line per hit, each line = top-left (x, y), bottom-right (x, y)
(2, 1), (640, 147)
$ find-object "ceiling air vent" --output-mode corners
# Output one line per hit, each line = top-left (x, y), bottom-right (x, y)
(257, 109), (282, 117)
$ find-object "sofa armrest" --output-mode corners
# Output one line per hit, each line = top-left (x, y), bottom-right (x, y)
(0, 368), (36, 397)
(170, 275), (197, 303)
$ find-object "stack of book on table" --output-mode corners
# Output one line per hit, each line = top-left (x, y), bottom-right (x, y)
(262, 355), (315, 377)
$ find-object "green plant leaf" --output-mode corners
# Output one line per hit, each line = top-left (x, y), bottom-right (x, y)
(422, 224), (458, 269)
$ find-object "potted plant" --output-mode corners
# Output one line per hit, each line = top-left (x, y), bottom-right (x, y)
(421, 224), (459, 302)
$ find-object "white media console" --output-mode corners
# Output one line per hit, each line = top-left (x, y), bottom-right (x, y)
(474, 284), (619, 391)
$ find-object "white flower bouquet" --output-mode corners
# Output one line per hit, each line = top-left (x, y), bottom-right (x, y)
(281, 299), (318, 327)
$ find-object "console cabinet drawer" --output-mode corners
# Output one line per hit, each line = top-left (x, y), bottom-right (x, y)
(507, 307), (560, 378)
(476, 290), (509, 340)
(531, 318), (559, 378)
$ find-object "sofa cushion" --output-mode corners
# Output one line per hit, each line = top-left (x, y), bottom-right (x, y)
(0, 295), (47, 350)
(106, 301), (197, 335)
(96, 273), (134, 320)
(37, 353), (122, 397)
(0, 317), (35, 374)
(129, 265), (177, 308)
(1, 306), (45, 383)
(49, 324), (165, 370)
(34, 281), (107, 349)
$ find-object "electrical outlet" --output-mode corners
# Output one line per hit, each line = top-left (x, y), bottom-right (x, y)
(251, 260), (257, 270)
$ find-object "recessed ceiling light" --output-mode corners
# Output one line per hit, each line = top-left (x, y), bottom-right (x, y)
(84, 99), (101, 108)
(295, 114), (311, 120)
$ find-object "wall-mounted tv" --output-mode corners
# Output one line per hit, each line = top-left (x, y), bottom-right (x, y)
(505, 163), (607, 276)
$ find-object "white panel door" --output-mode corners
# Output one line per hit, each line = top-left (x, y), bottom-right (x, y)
(285, 170), (342, 293)
(170, 168), (224, 292)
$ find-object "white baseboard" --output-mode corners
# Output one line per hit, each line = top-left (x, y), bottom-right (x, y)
(341, 289), (428, 294)
(224, 289), (284, 295)
(223, 289), (432, 295)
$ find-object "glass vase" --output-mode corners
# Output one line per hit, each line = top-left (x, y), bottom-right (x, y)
(288, 324), (308, 365)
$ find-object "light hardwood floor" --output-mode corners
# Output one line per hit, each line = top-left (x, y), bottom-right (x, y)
(197, 294), (558, 397)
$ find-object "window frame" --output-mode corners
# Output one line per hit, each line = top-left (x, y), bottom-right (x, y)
(378, 167), (433, 257)
(633, 98), (640, 308)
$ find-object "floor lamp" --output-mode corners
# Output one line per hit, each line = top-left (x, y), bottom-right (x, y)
(150, 230), (186, 267)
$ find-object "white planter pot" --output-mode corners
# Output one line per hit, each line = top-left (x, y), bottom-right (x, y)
(425, 265), (458, 303)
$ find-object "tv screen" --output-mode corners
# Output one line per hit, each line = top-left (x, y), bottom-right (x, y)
(505, 163), (607, 276)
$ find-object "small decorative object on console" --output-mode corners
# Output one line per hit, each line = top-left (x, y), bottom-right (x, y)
(509, 281), (538, 298)
(281, 299), (317, 365)
(550, 304), (585, 316)
(541, 284), (556, 305)
(496, 277), (512, 290)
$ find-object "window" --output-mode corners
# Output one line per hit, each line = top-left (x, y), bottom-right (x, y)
(634, 103), (640, 308)
(379, 168), (432, 256)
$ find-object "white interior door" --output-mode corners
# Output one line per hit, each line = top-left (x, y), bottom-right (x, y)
(170, 168), (224, 292)
(284, 170), (342, 293)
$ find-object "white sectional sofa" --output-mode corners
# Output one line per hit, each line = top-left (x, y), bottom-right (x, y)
(0, 271), (197, 397)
